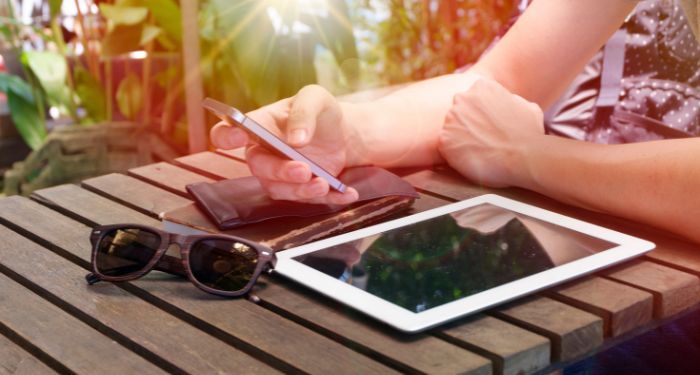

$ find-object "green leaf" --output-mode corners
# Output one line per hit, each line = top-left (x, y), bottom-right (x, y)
(140, 25), (162, 46)
(21, 51), (70, 108)
(142, 0), (182, 44)
(0, 21), (13, 42)
(101, 24), (144, 56)
(7, 90), (46, 150)
(116, 73), (143, 120)
(74, 67), (107, 122)
(119, 0), (182, 44)
(0, 73), (34, 103)
(207, 0), (281, 107)
(155, 32), (176, 51)
(99, 4), (148, 27)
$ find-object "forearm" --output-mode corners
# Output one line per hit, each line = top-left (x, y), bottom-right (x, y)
(472, 0), (634, 108)
(520, 136), (700, 243)
(343, 0), (635, 168)
(344, 72), (483, 168)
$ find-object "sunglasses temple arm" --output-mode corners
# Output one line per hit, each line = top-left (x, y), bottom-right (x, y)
(154, 254), (187, 277)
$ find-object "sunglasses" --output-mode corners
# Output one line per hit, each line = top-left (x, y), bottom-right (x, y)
(85, 224), (276, 297)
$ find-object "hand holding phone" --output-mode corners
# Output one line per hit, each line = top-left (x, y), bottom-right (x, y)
(203, 98), (347, 193)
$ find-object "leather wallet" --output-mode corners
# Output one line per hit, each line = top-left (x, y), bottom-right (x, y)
(185, 166), (419, 230)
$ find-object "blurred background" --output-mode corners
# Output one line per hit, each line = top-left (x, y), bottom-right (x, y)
(0, 0), (519, 195)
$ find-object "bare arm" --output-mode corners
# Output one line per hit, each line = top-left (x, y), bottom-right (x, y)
(211, 0), (637, 203)
(440, 76), (700, 244)
(520, 137), (700, 243)
(349, 0), (635, 167)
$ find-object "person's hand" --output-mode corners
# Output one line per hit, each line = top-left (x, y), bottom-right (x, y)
(439, 77), (544, 188)
(210, 85), (359, 204)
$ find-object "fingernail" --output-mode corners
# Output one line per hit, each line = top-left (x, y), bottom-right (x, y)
(343, 188), (359, 203)
(289, 129), (307, 145)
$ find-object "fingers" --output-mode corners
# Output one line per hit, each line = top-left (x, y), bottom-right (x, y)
(286, 85), (341, 147)
(262, 177), (359, 204)
(210, 122), (249, 149)
(246, 144), (312, 183)
(247, 145), (359, 204)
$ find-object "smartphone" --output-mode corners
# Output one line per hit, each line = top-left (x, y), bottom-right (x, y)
(203, 98), (347, 193)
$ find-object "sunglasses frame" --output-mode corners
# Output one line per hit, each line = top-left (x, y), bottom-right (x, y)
(86, 224), (277, 297)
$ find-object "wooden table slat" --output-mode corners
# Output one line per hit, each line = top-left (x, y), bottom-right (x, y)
(258, 279), (491, 375)
(23, 188), (397, 374)
(91, 157), (574, 374)
(129, 162), (215, 196)
(174, 151), (251, 180)
(0, 220), (276, 375)
(492, 296), (603, 362)
(109, 156), (610, 372)
(549, 277), (653, 337)
(439, 315), (550, 375)
(604, 260), (700, 319)
(82, 173), (192, 219)
(32, 184), (161, 228)
(80, 165), (495, 374)
(0, 269), (164, 375)
(0, 334), (56, 375)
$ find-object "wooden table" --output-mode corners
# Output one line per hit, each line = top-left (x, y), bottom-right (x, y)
(2, 150), (700, 375)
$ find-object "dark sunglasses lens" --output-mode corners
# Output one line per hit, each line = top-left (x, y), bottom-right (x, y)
(189, 239), (259, 292)
(95, 228), (161, 277)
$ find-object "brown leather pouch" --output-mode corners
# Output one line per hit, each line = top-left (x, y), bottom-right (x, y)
(186, 166), (419, 231)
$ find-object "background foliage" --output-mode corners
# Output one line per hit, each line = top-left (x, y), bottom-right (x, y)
(1, 0), (519, 150)
(351, 0), (518, 85)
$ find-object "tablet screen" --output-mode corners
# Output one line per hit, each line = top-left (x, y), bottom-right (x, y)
(292, 203), (615, 313)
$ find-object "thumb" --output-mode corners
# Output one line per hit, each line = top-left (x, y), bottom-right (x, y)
(286, 85), (340, 147)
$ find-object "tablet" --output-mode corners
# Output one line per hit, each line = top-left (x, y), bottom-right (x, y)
(274, 194), (655, 332)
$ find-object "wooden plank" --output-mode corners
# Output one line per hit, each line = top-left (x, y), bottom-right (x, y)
(644, 236), (700, 277)
(23, 190), (397, 374)
(492, 297), (603, 362)
(604, 260), (700, 319)
(438, 315), (550, 375)
(549, 277), (653, 337)
(60, 178), (498, 373)
(174, 151), (251, 180)
(76, 175), (497, 373)
(89, 158), (582, 372)
(128, 162), (214, 196)
(82, 173), (192, 218)
(216, 147), (247, 161)
(0, 334), (55, 375)
(0, 222), (276, 374)
(32, 184), (160, 227)
(257, 277), (491, 375)
(0, 271), (163, 375)
(0, 196), (94, 262)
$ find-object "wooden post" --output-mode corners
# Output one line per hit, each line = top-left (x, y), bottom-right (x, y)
(180, 0), (207, 154)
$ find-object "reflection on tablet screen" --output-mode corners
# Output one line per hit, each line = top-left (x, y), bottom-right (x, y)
(293, 203), (615, 313)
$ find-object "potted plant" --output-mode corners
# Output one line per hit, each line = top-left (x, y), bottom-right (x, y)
(0, 0), (180, 196)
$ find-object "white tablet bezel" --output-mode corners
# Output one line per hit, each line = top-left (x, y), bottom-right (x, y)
(273, 194), (655, 333)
